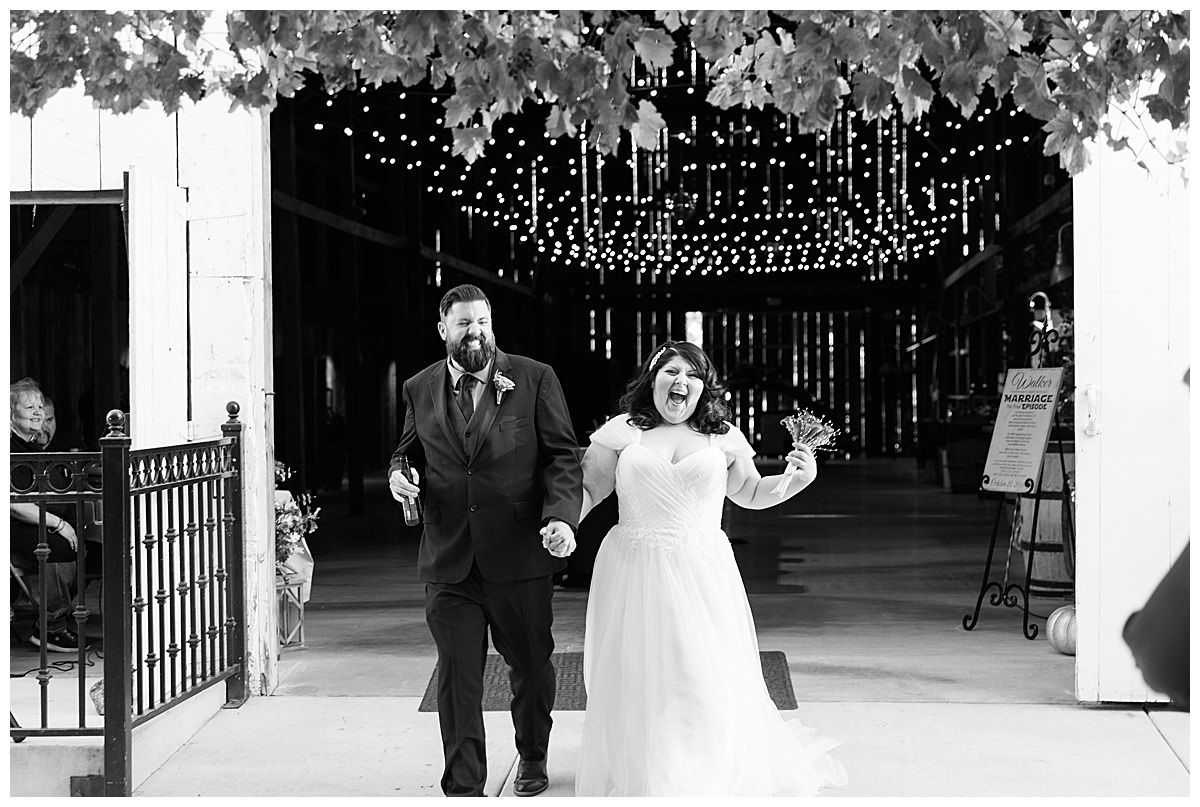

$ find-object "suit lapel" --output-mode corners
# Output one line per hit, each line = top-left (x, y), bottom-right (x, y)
(468, 350), (510, 464)
(429, 362), (469, 465)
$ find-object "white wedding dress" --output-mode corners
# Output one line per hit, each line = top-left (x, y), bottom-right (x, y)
(575, 417), (847, 797)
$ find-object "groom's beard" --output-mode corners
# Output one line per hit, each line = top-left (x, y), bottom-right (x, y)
(448, 334), (495, 373)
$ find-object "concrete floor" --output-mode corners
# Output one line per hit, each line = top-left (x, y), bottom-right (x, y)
(130, 457), (1189, 797)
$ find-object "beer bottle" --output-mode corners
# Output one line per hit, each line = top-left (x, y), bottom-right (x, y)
(396, 455), (421, 526)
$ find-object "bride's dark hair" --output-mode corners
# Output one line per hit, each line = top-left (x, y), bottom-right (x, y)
(618, 340), (731, 434)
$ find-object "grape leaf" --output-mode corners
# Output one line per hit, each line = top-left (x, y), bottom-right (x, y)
(988, 55), (1020, 98)
(1013, 69), (1060, 122)
(630, 99), (665, 150)
(451, 125), (490, 163)
(5, 9), (1190, 178)
(852, 72), (892, 119)
(983, 10), (1033, 52)
(940, 59), (983, 118)
(546, 103), (578, 138)
(1042, 114), (1091, 175)
(444, 83), (487, 127)
(743, 80), (772, 109)
(634, 28), (675, 70)
(832, 22), (869, 64)
(897, 66), (933, 121)
(658, 10), (684, 32)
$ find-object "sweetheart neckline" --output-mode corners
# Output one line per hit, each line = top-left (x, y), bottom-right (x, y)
(630, 442), (720, 468)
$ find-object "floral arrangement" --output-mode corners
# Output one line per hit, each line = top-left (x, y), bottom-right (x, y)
(275, 462), (320, 564)
(276, 492), (320, 564)
(770, 410), (841, 497)
(493, 370), (516, 404)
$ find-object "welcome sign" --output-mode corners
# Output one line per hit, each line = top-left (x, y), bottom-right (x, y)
(981, 368), (1065, 493)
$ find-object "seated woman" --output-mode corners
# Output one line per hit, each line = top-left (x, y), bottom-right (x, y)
(9, 378), (88, 653)
(33, 393), (102, 575)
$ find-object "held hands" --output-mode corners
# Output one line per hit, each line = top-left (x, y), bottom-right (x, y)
(388, 467), (420, 503)
(388, 467), (576, 558)
(540, 519), (576, 558)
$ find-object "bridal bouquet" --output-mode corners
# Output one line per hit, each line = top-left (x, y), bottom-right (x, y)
(771, 410), (840, 497)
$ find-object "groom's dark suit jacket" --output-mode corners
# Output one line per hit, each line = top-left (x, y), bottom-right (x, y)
(389, 349), (583, 584)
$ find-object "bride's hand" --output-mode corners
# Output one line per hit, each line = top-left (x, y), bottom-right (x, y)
(540, 519), (576, 558)
(784, 443), (817, 488)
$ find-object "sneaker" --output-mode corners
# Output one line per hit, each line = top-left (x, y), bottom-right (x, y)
(30, 627), (89, 653)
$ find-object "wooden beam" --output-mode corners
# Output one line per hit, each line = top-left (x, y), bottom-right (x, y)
(583, 278), (918, 310)
(940, 184), (1072, 290)
(272, 189), (537, 298)
(10, 190), (123, 205)
(272, 189), (408, 249)
(10, 204), (77, 293)
(419, 245), (537, 299)
(1005, 183), (1072, 241)
(942, 244), (999, 289)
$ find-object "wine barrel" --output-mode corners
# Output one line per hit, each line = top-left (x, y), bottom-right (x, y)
(1010, 442), (1076, 598)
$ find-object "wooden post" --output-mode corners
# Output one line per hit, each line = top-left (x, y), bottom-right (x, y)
(177, 78), (275, 691)
(847, 311), (864, 453)
(862, 309), (884, 455)
(271, 103), (309, 491)
(343, 107), (365, 515)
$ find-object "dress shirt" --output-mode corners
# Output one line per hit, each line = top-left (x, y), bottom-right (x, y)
(447, 358), (492, 415)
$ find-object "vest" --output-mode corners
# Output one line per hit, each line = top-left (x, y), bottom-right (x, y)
(448, 375), (483, 456)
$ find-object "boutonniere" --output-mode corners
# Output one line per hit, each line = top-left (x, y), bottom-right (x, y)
(493, 371), (516, 405)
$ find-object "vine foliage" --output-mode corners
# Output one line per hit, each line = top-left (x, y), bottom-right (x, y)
(10, 10), (1189, 174)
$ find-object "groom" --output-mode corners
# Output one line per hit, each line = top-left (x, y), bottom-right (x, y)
(389, 283), (582, 797)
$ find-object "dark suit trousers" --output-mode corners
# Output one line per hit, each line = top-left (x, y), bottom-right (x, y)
(425, 563), (556, 797)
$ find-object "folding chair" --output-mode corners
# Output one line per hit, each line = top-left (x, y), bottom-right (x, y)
(10, 564), (36, 609)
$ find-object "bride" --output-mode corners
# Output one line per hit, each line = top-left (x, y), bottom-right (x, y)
(568, 340), (846, 797)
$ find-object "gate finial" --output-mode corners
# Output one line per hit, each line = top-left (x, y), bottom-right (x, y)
(105, 409), (126, 437)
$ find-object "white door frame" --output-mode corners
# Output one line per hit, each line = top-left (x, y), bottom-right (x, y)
(1072, 137), (1190, 703)
(125, 166), (191, 448)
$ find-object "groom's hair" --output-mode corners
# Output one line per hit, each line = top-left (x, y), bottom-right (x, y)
(619, 340), (731, 434)
(439, 284), (491, 317)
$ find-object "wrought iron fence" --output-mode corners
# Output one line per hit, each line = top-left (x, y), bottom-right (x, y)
(9, 446), (102, 739)
(9, 403), (247, 796)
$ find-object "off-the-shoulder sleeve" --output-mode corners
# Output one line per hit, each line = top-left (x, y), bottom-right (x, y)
(717, 423), (755, 460)
(589, 415), (638, 451)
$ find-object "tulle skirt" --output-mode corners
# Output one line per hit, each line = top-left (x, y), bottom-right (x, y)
(575, 524), (847, 797)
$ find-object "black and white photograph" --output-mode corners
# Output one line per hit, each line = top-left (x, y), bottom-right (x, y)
(8, 9), (1191, 798)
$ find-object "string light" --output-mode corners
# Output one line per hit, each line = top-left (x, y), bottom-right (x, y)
(308, 44), (1040, 282)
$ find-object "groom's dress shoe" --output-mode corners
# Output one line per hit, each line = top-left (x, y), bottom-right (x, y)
(513, 759), (548, 797)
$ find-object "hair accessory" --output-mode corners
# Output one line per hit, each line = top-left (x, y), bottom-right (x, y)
(649, 343), (672, 369)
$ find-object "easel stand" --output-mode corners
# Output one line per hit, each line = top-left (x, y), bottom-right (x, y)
(962, 314), (1074, 639)
(961, 425), (1073, 640)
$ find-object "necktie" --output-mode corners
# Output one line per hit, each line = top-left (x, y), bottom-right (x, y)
(457, 375), (477, 422)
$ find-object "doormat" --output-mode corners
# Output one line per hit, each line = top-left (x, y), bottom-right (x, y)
(418, 650), (797, 712)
